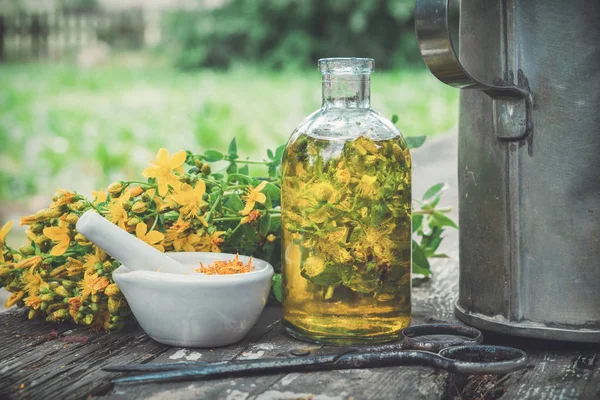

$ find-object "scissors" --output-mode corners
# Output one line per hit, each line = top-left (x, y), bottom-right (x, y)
(105, 323), (528, 384)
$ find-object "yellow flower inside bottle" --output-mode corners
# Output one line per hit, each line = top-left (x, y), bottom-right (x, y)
(281, 58), (412, 344)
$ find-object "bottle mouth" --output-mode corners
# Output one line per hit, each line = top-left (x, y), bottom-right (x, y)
(318, 58), (375, 75)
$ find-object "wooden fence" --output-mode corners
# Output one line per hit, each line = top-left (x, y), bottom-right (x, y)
(0, 9), (146, 61)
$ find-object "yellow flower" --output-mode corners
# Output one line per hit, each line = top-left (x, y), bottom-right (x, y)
(24, 295), (42, 310)
(21, 270), (49, 296)
(0, 220), (13, 262)
(171, 232), (201, 252)
(358, 174), (378, 198)
(106, 202), (128, 230)
(135, 223), (165, 252)
(67, 257), (85, 276)
(14, 255), (43, 271)
(43, 221), (71, 256)
(79, 270), (110, 302)
(92, 189), (108, 205)
(82, 247), (106, 273)
(241, 209), (261, 224)
(142, 148), (187, 196)
(68, 297), (82, 320)
(5, 290), (24, 308)
(198, 231), (226, 253)
(240, 181), (268, 216)
(171, 182), (207, 220)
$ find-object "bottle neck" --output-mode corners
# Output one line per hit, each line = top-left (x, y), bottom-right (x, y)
(322, 74), (371, 109)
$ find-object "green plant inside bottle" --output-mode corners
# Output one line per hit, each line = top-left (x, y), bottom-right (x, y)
(282, 135), (412, 344)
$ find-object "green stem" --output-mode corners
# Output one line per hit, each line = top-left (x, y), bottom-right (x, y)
(125, 181), (155, 188)
(413, 206), (452, 215)
(224, 157), (270, 165)
(213, 217), (242, 222)
(205, 194), (222, 223)
(150, 215), (160, 232)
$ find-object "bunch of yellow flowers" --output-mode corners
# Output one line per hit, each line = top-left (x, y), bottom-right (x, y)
(0, 141), (283, 330)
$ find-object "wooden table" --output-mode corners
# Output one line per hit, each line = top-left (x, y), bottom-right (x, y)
(2, 135), (600, 399)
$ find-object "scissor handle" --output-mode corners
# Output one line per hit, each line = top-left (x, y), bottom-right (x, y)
(401, 323), (483, 352)
(440, 344), (528, 375)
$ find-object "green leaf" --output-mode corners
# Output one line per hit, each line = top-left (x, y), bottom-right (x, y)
(228, 138), (238, 158)
(412, 240), (432, 277)
(420, 227), (444, 257)
(432, 211), (458, 229)
(405, 136), (426, 149)
(423, 183), (446, 207)
(239, 165), (249, 175)
(267, 149), (274, 159)
(259, 213), (272, 236)
(203, 150), (224, 162)
(226, 162), (237, 174)
(212, 173), (224, 180)
(412, 214), (423, 233)
(274, 145), (285, 164)
(225, 194), (245, 212)
(271, 273), (283, 302)
(391, 114), (399, 124)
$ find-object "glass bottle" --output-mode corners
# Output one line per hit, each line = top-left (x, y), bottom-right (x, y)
(281, 58), (412, 344)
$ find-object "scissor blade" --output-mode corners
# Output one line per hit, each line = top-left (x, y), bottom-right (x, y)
(103, 360), (219, 372)
(112, 353), (341, 384)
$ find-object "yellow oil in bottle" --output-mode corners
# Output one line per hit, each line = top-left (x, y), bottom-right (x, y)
(281, 135), (412, 344)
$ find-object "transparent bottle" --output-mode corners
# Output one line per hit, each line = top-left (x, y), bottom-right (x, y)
(281, 58), (412, 344)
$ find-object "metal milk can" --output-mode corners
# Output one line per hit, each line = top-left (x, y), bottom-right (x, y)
(415, 0), (600, 341)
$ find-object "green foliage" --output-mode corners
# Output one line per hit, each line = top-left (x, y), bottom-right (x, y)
(0, 64), (458, 202)
(163, 0), (420, 70)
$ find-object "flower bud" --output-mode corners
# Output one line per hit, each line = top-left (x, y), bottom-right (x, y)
(105, 283), (120, 297)
(108, 321), (125, 330)
(74, 200), (88, 211)
(51, 309), (69, 320)
(127, 217), (141, 227)
(131, 202), (147, 214)
(102, 260), (113, 270)
(89, 303), (99, 312)
(35, 209), (49, 221)
(122, 201), (132, 211)
(108, 296), (121, 314)
(74, 233), (91, 246)
(0, 267), (10, 278)
(31, 223), (44, 234)
(194, 159), (203, 168)
(46, 303), (66, 314)
(91, 294), (100, 303)
(61, 280), (75, 289)
(47, 208), (63, 218)
(76, 312), (84, 320)
(19, 245), (35, 256)
(129, 186), (144, 197)
(266, 234), (277, 244)
(65, 213), (79, 225)
(201, 164), (211, 175)
(40, 301), (48, 311)
(34, 234), (49, 246)
(50, 266), (68, 278)
(108, 181), (124, 196)
(82, 314), (94, 325)
(28, 309), (39, 320)
(48, 281), (60, 289)
(54, 286), (71, 298)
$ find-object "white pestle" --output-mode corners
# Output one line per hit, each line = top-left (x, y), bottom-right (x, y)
(76, 210), (188, 274)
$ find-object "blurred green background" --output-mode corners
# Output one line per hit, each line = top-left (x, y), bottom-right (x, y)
(0, 0), (458, 241)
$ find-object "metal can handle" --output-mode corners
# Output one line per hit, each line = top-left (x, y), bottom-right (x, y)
(414, 0), (533, 140)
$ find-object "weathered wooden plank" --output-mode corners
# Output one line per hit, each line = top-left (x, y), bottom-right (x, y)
(0, 313), (170, 400)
